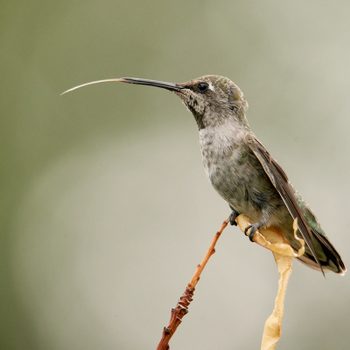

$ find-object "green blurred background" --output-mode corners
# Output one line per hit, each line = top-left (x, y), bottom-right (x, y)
(1, 1), (350, 349)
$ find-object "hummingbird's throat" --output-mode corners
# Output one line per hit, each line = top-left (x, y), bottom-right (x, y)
(176, 91), (206, 130)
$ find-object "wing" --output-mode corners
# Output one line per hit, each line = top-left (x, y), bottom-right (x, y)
(246, 134), (323, 273)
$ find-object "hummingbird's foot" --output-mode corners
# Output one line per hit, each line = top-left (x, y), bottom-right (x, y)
(229, 209), (240, 226)
(244, 223), (262, 242)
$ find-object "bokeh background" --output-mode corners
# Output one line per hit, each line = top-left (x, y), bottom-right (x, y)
(1, 1), (350, 349)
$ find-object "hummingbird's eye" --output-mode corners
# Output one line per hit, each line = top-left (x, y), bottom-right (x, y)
(197, 82), (209, 93)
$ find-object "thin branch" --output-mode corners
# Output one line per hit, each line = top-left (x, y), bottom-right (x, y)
(155, 215), (303, 350)
(156, 219), (229, 350)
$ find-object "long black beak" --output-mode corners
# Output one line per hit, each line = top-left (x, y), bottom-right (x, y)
(61, 77), (184, 95)
(118, 77), (183, 91)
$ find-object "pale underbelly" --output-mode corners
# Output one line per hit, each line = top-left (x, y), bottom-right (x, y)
(206, 157), (285, 224)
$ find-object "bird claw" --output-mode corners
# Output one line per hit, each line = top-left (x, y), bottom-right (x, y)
(229, 209), (239, 226)
(244, 223), (261, 242)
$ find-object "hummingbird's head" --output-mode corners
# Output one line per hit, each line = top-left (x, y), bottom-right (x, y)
(62, 74), (248, 130)
(175, 75), (248, 129)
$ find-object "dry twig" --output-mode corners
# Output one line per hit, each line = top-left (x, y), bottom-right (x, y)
(156, 219), (229, 350)
(155, 215), (304, 350)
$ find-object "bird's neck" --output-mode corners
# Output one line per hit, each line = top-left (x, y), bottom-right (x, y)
(198, 119), (249, 152)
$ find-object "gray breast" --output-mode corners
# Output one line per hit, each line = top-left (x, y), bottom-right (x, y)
(199, 125), (283, 221)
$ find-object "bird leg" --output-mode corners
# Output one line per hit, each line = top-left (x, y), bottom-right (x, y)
(229, 208), (240, 226)
(244, 222), (263, 242)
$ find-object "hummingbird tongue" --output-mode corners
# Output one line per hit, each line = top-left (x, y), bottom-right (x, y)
(61, 77), (183, 95)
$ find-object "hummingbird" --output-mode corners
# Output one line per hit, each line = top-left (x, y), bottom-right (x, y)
(63, 75), (346, 274)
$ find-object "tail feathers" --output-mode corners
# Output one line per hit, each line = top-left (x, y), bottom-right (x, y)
(297, 229), (346, 275)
